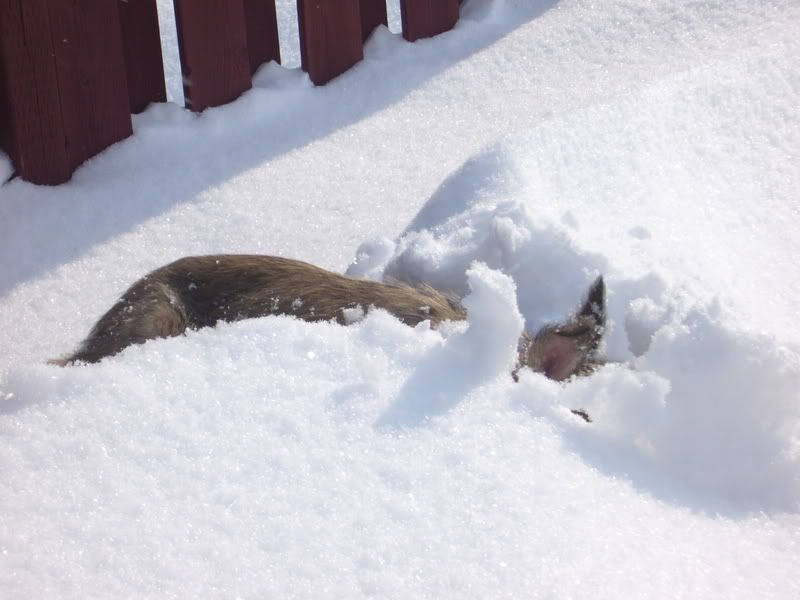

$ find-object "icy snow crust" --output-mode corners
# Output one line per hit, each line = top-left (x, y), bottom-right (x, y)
(2, 0), (800, 597)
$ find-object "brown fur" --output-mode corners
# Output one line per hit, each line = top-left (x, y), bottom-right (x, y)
(51, 255), (605, 389)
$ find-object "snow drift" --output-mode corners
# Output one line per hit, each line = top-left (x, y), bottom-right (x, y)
(349, 127), (800, 511)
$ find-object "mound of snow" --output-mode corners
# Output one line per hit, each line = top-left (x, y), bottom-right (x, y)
(348, 161), (608, 337)
(349, 117), (800, 509)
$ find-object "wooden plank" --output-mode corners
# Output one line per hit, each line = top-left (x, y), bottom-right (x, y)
(44, 1), (90, 171)
(298, 0), (363, 86)
(173, 0), (252, 112)
(46, 0), (133, 171)
(0, 0), (133, 185)
(0, 0), (72, 184)
(118, 0), (167, 113)
(243, 0), (281, 75)
(359, 0), (387, 42)
(75, 2), (134, 159)
(0, 7), (10, 169)
(399, 0), (459, 42)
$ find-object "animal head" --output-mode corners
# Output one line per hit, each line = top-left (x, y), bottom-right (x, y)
(520, 276), (606, 381)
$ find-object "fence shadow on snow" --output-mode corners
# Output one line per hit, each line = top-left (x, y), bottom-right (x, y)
(0, 0), (557, 298)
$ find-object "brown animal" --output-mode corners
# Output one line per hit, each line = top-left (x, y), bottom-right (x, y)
(50, 255), (606, 386)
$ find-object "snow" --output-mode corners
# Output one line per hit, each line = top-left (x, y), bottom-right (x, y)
(2, 0), (800, 597)
(0, 150), (11, 183)
(377, 262), (523, 429)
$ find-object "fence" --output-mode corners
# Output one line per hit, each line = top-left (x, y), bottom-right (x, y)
(0, 0), (461, 186)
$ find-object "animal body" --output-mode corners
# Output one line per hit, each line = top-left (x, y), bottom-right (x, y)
(51, 255), (606, 383)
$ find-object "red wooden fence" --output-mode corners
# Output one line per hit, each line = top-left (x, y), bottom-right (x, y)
(298, 0), (363, 86)
(173, 1), (252, 112)
(0, 0), (133, 184)
(0, 0), (461, 185)
(118, 0), (167, 114)
(360, 0), (389, 42)
(244, 0), (282, 74)
(400, 0), (460, 43)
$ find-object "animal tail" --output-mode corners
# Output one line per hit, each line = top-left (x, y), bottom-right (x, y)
(49, 279), (189, 366)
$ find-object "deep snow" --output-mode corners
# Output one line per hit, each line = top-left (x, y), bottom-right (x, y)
(1, 0), (799, 598)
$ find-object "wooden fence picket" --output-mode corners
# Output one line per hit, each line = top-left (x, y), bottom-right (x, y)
(0, 0), (132, 184)
(298, 0), (364, 86)
(173, 0), (252, 112)
(400, 0), (460, 42)
(359, 0), (388, 42)
(118, 0), (167, 114)
(243, 0), (282, 74)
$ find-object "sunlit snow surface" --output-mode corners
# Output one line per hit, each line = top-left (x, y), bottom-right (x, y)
(1, 0), (799, 598)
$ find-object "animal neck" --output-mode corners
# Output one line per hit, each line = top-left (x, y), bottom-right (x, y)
(511, 331), (534, 382)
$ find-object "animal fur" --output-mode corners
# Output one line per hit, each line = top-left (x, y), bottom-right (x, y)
(51, 255), (606, 389)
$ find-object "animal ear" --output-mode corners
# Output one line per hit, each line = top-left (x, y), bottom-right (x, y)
(579, 275), (606, 325)
(528, 276), (606, 381)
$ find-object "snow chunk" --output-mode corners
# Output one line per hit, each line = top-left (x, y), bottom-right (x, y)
(378, 262), (523, 427)
(341, 305), (366, 324)
(637, 309), (800, 509)
(346, 237), (396, 280)
(0, 149), (12, 183)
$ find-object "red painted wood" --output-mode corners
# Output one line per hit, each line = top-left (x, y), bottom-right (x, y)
(400, 0), (459, 42)
(298, 0), (363, 86)
(0, 60), (9, 177)
(78, 3), (134, 157)
(0, 0), (70, 183)
(173, 0), (252, 112)
(118, 0), (167, 113)
(359, 0), (388, 42)
(47, 0), (133, 169)
(0, 8), (11, 172)
(0, 0), (132, 185)
(243, 0), (281, 74)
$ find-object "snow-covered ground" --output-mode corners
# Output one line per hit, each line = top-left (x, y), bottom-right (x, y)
(1, 0), (799, 597)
